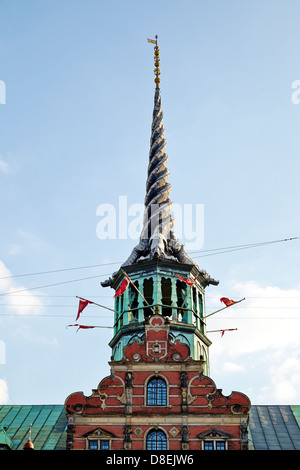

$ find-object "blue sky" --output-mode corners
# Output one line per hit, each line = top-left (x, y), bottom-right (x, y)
(0, 0), (300, 406)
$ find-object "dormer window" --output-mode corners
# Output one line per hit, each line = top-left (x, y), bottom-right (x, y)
(198, 428), (232, 450)
(203, 440), (226, 450)
(84, 428), (114, 450)
(88, 440), (109, 450)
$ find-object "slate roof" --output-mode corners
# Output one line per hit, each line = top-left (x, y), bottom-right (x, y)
(1, 403), (300, 450)
(248, 405), (300, 450)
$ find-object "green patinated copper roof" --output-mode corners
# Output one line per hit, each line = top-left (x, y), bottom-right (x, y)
(0, 424), (13, 449)
(0, 404), (67, 450)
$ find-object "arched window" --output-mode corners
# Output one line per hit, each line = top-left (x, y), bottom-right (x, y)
(161, 277), (172, 317)
(143, 277), (153, 318)
(146, 429), (167, 450)
(129, 281), (139, 320)
(147, 377), (167, 406)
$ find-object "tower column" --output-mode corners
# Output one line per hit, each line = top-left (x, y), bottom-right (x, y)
(137, 288), (145, 323)
(154, 273), (162, 307)
(171, 277), (178, 321)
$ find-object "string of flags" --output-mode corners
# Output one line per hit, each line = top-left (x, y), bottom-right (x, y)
(67, 269), (244, 337)
(67, 270), (150, 331)
(203, 296), (245, 338)
(67, 271), (133, 331)
(66, 296), (115, 331)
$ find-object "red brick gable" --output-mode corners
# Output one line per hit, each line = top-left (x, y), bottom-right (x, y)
(124, 314), (190, 362)
(65, 315), (250, 419)
(65, 313), (250, 450)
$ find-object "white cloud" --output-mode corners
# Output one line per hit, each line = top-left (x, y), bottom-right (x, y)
(0, 379), (9, 404)
(0, 340), (5, 364)
(207, 280), (300, 404)
(268, 354), (300, 402)
(207, 280), (300, 356)
(0, 159), (9, 173)
(0, 260), (44, 315)
(222, 362), (245, 373)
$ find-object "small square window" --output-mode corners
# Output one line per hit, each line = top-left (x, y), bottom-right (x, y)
(204, 441), (214, 450)
(216, 441), (226, 450)
(203, 440), (226, 450)
(89, 440), (98, 450)
(100, 440), (109, 450)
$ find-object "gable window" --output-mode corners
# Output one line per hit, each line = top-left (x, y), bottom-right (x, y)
(88, 439), (109, 450)
(89, 440), (98, 450)
(84, 427), (114, 450)
(216, 441), (226, 450)
(198, 428), (231, 450)
(100, 440), (109, 450)
(146, 429), (167, 450)
(203, 440), (226, 450)
(147, 377), (167, 406)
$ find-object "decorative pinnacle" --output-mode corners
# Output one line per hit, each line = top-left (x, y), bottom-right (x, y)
(148, 35), (160, 88)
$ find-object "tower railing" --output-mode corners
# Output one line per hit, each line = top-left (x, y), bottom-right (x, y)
(113, 304), (206, 335)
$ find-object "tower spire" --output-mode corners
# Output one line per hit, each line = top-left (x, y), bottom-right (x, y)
(101, 38), (219, 288)
(140, 35), (173, 254)
(120, 37), (200, 267)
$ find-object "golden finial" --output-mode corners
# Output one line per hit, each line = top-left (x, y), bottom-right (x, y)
(147, 35), (160, 88)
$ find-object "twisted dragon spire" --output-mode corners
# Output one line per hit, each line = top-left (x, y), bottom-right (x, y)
(101, 38), (219, 287)
(120, 39), (197, 267)
(140, 38), (173, 244)
(139, 86), (174, 243)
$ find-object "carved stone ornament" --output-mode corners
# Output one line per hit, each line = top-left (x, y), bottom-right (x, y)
(133, 427), (143, 437)
(197, 428), (233, 440)
(169, 427), (179, 437)
(132, 353), (141, 362)
(146, 340), (167, 359)
(83, 427), (115, 439)
(99, 393), (107, 410)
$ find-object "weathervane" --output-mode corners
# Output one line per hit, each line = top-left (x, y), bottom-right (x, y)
(148, 35), (160, 88)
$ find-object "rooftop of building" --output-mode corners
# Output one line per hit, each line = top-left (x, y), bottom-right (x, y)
(0, 404), (67, 450)
(0, 404), (300, 450)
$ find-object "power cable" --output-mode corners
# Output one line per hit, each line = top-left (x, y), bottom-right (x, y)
(0, 236), (298, 281)
(0, 262), (119, 280)
(0, 273), (111, 297)
(192, 237), (299, 259)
